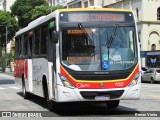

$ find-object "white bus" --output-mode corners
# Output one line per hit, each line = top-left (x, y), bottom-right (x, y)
(14, 8), (141, 110)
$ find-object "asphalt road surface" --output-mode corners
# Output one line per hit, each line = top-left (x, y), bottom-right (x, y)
(0, 73), (160, 118)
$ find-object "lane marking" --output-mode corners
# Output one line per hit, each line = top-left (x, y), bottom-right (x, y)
(8, 86), (20, 90)
(145, 95), (160, 99)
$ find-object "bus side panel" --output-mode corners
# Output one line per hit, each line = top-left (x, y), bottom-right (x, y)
(32, 58), (48, 97)
(14, 60), (19, 78)
(27, 59), (33, 92)
(14, 59), (26, 78)
(14, 59), (26, 89)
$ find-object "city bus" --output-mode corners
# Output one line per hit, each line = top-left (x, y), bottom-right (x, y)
(14, 8), (141, 110)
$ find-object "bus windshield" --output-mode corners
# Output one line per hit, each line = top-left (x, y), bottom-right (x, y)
(61, 25), (137, 71)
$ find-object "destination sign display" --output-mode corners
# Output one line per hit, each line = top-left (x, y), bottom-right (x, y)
(60, 11), (133, 22)
(67, 29), (92, 34)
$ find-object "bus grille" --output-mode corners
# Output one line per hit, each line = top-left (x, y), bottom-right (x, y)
(80, 90), (124, 100)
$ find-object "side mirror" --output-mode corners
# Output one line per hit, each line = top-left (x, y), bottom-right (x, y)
(52, 31), (59, 44)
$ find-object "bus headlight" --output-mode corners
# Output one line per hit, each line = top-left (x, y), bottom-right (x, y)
(59, 74), (75, 89)
(128, 72), (140, 87)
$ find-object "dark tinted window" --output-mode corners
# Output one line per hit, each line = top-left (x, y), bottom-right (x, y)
(34, 29), (40, 55)
(40, 25), (47, 55)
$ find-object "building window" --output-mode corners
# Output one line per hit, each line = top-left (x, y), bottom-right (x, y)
(84, 1), (88, 8)
(90, 0), (94, 6)
(157, 7), (160, 20)
(151, 44), (156, 51)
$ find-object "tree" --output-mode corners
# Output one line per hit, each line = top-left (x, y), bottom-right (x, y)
(30, 5), (50, 21)
(11, 0), (49, 28)
(11, 0), (64, 28)
(0, 10), (19, 47)
(31, 5), (63, 21)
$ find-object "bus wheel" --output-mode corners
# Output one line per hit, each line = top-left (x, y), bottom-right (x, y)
(43, 79), (56, 111)
(151, 78), (155, 84)
(22, 77), (29, 99)
(141, 77), (144, 83)
(106, 100), (120, 109)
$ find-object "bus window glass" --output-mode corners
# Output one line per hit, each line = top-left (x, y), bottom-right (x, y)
(34, 29), (40, 55)
(40, 25), (47, 55)
(61, 28), (101, 71)
(28, 35), (32, 57)
(100, 26), (136, 70)
(61, 26), (137, 71)
(19, 36), (23, 58)
(23, 34), (28, 57)
(15, 37), (19, 58)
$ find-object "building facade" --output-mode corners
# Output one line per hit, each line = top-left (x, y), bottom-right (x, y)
(0, 0), (16, 11)
(53, 0), (104, 8)
(104, 0), (160, 67)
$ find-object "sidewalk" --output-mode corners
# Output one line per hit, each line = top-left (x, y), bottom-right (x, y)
(0, 71), (14, 77)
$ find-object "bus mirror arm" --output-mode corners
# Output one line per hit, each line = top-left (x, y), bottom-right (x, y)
(52, 31), (59, 44)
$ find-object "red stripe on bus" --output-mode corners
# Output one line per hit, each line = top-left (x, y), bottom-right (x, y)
(60, 64), (139, 89)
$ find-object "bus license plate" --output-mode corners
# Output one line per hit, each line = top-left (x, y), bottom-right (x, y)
(95, 96), (110, 101)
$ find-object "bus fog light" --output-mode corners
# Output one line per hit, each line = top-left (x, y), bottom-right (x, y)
(59, 74), (75, 89)
(128, 72), (140, 87)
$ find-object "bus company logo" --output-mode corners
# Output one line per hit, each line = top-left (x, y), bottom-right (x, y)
(76, 83), (90, 88)
(115, 82), (124, 87)
(100, 82), (104, 88)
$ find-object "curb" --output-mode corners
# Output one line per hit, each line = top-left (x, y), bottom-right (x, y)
(0, 72), (14, 77)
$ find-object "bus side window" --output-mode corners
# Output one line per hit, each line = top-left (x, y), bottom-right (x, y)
(19, 36), (23, 58)
(34, 29), (40, 56)
(15, 37), (19, 59)
(23, 34), (28, 58)
(28, 35), (32, 58)
(40, 25), (47, 56)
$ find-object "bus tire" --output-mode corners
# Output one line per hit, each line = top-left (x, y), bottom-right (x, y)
(22, 77), (30, 99)
(141, 77), (144, 83)
(151, 78), (155, 84)
(42, 77), (56, 111)
(106, 100), (120, 109)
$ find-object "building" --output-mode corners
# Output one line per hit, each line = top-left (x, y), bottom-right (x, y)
(53, 0), (104, 8)
(48, 0), (67, 7)
(103, 0), (160, 67)
(0, 0), (4, 10)
(0, 0), (16, 11)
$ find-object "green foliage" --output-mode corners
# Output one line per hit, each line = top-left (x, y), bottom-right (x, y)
(0, 10), (19, 47)
(31, 5), (50, 20)
(0, 53), (14, 70)
(11, 0), (49, 27)
(51, 5), (64, 11)
(11, 0), (64, 28)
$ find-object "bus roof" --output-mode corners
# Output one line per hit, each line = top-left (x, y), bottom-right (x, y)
(15, 8), (132, 37)
(57, 8), (132, 13)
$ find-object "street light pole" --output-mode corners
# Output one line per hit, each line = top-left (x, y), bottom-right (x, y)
(6, 26), (7, 53)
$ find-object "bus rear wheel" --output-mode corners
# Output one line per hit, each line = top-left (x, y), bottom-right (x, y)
(151, 78), (155, 84)
(22, 77), (30, 99)
(43, 78), (56, 111)
(106, 100), (120, 109)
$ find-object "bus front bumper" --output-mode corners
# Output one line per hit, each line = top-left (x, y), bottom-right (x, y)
(55, 83), (141, 102)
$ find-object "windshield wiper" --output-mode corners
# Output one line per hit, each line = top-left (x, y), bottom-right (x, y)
(107, 24), (119, 61)
(107, 24), (119, 48)
(78, 23), (94, 47)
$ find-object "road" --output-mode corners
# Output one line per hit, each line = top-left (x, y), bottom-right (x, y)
(0, 73), (160, 118)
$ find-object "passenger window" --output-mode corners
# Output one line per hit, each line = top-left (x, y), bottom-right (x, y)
(40, 25), (48, 55)
(23, 34), (28, 58)
(34, 29), (40, 56)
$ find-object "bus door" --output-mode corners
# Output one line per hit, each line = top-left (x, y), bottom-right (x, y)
(48, 28), (57, 100)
